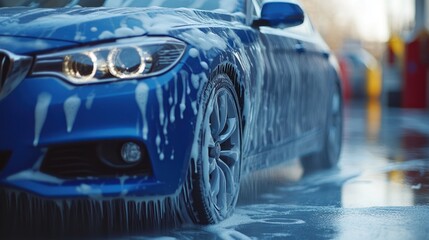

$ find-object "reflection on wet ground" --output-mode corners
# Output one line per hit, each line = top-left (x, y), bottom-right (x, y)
(138, 101), (429, 239)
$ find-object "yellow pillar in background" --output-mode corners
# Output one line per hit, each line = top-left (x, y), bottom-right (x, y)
(366, 65), (382, 100)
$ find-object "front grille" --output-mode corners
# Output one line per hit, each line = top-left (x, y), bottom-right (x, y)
(40, 142), (152, 179)
(0, 151), (12, 172)
(0, 53), (11, 91)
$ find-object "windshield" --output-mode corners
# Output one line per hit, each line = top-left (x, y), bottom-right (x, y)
(0, 0), (244, 13)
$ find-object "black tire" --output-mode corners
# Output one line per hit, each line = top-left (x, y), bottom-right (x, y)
(301, 83), (342, 174)
(182, 74), (242, 224)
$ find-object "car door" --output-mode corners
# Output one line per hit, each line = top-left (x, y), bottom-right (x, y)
(248, 0), (302, 154)
(284, 16), (332, 136)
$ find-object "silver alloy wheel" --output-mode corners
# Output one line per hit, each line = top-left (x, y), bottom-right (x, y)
(202, 88), (241, 216)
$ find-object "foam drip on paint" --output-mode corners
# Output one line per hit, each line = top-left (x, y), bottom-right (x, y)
(156, 134), (165, 161)
(85, 92), (96, 110)
(135, 83), (150, 140)
(33, 92), (52, 146)
(156, 86), (165, 126)
(64, 95), (81, 133)
(191, 74), (200, 89)
(179, 71), (188, 119)
(7, 170), (64, 185)
(189, 48), (199, 58)
(170, 75), (179, 123)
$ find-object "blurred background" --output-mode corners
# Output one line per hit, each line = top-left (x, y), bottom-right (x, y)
(302, 0), (429, 109)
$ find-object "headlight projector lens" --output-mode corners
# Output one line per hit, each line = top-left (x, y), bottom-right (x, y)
(108, 47), (151, 78)
(63, 52), (97, 82)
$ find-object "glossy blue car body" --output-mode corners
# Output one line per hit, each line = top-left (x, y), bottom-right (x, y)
(0, 0), (341, 227)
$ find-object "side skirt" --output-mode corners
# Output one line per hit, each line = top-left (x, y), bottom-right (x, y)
(242, 129), (324, 176)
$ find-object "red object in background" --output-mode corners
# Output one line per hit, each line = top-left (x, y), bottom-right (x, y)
(403, 31), (429, 109)
(339, 58), (352, 101)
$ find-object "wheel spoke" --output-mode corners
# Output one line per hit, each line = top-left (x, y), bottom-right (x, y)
(219, 118), (237, 143)
(217, 167), (227, 210)
(218, 93), (228, 135)
(209, 157), (217, 173)
(208, 129), (216, 145)
(218, 160), (234, 202)
(210, 167), (220, 198)
(220, 149), (239, 166)
(210, 97), (221, 137)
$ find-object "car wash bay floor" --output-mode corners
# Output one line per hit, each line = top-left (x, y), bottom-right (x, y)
(138, 101), (429, 240)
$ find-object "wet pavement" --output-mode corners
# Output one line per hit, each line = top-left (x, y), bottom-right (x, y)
(136, 101), (429, 239)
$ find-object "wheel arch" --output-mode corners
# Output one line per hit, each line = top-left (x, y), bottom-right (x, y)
(209, 62), (246, 125)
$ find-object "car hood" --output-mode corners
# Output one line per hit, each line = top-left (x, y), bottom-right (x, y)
(0, 7), (244, 47)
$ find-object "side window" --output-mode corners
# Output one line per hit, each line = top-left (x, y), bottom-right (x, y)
(252, 0), (262, 17)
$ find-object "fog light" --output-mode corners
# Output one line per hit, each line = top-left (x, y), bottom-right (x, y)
(121, 142), (142, 163)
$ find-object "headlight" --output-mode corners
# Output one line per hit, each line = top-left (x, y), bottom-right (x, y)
(32, 37), (186, 84)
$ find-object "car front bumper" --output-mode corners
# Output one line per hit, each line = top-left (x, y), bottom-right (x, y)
(0, 56), (206, 199)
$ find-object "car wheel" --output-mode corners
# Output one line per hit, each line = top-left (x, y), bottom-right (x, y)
(301, 83), (342, 173)
(183, 74), (242, 224)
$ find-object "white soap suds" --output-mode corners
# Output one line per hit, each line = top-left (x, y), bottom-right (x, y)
(99, 26), (145, 39)
(76, 184), (103, 196)
(200, 61), (209, 70)
(99, 30), (115, 39)
(156, 86), (165, 126)
(191, 74), (200, 90)
(171, 150), (175, 160)
(64, 95), (81, 133)
(7, 170), (64, 185)
(74, 31), (86, 41)
(191, 101), (198, 115)
(189, 48), (199, 58)
(33, 93), (52, 146)
(85, 92), (96, 110)
(76, 184), (92, 194)
(155, 134), (165, 161)
(140, 14), (193, 35)
(136, 83), (150, 140)
(169, 75), (179, 123)
(180, 76), (187, 119)
(179, 29), (227, 51)
(220, 0), (238, 12)
(163, 115), (169, 136)
(116, 26), (145, 37)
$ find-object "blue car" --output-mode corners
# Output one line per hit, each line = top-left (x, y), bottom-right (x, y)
(0, 0), (342, 232)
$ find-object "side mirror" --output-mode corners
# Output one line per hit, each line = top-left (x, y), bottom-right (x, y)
(253, 1), (305, 29)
